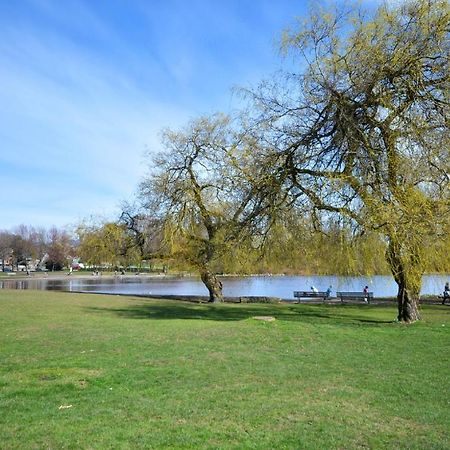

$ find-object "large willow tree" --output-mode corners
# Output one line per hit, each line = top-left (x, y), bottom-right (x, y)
(139, 114), (281, 302)
(252, 0), (449, 322)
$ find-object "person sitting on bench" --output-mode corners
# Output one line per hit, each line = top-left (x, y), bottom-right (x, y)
(363, 285), (369, 303)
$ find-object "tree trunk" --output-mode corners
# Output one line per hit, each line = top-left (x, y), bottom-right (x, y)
(396, 282), (420, 323)
(386, 236), (421, 323)
(200, 268), (224, 303)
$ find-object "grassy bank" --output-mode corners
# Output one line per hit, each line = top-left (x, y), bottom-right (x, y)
(0, 290), (449, 449)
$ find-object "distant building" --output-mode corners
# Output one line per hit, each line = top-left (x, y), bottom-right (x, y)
(71, 258), (85, 270)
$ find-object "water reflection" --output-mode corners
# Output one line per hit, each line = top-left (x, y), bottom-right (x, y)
(0, 274), (448, 299)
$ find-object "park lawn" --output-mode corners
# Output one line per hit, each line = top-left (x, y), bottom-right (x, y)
(0, 290), (448, 449)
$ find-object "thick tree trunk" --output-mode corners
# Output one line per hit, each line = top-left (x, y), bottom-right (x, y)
(396, 282), (420, 323)
(200, 269), (224, 303)
(386, 236), (421, 323)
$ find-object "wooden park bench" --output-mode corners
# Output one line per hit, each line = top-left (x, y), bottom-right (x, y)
(336, 291), (373, 304)
(293, 291), (330, 301)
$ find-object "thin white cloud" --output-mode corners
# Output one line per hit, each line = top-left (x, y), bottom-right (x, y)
(0, 0), (321, 228)
(0, 14), (192, 228)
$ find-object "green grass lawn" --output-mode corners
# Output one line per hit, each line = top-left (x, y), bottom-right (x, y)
(0, 290), (449, 449)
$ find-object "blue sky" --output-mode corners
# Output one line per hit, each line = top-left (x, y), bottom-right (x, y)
(0, 0), (383, 230)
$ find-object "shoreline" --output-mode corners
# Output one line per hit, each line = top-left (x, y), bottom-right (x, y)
(0, 272), (179, 281)
(2, 271), (448, 280)
(0, 285), (445, 305)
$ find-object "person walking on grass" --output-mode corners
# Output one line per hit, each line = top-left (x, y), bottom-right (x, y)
(443, 282), (450, 305)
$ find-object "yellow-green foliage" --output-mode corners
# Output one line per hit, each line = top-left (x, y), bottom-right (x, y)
(77, 221), (140, 268)
(254, 216), (390, 276)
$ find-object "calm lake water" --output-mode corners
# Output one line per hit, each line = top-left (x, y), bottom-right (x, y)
(0, 274), (448, 299)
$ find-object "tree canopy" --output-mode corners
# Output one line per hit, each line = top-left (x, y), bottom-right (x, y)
(249, 0), (449, 321)
(138, 114), (283, 301)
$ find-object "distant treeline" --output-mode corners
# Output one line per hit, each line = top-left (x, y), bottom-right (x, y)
(1, 214), (448, 275)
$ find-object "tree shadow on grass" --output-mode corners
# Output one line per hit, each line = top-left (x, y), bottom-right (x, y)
(86, 299), (395, 326)
(88, 301), (286, 322)
(283, 305), (395, 325)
